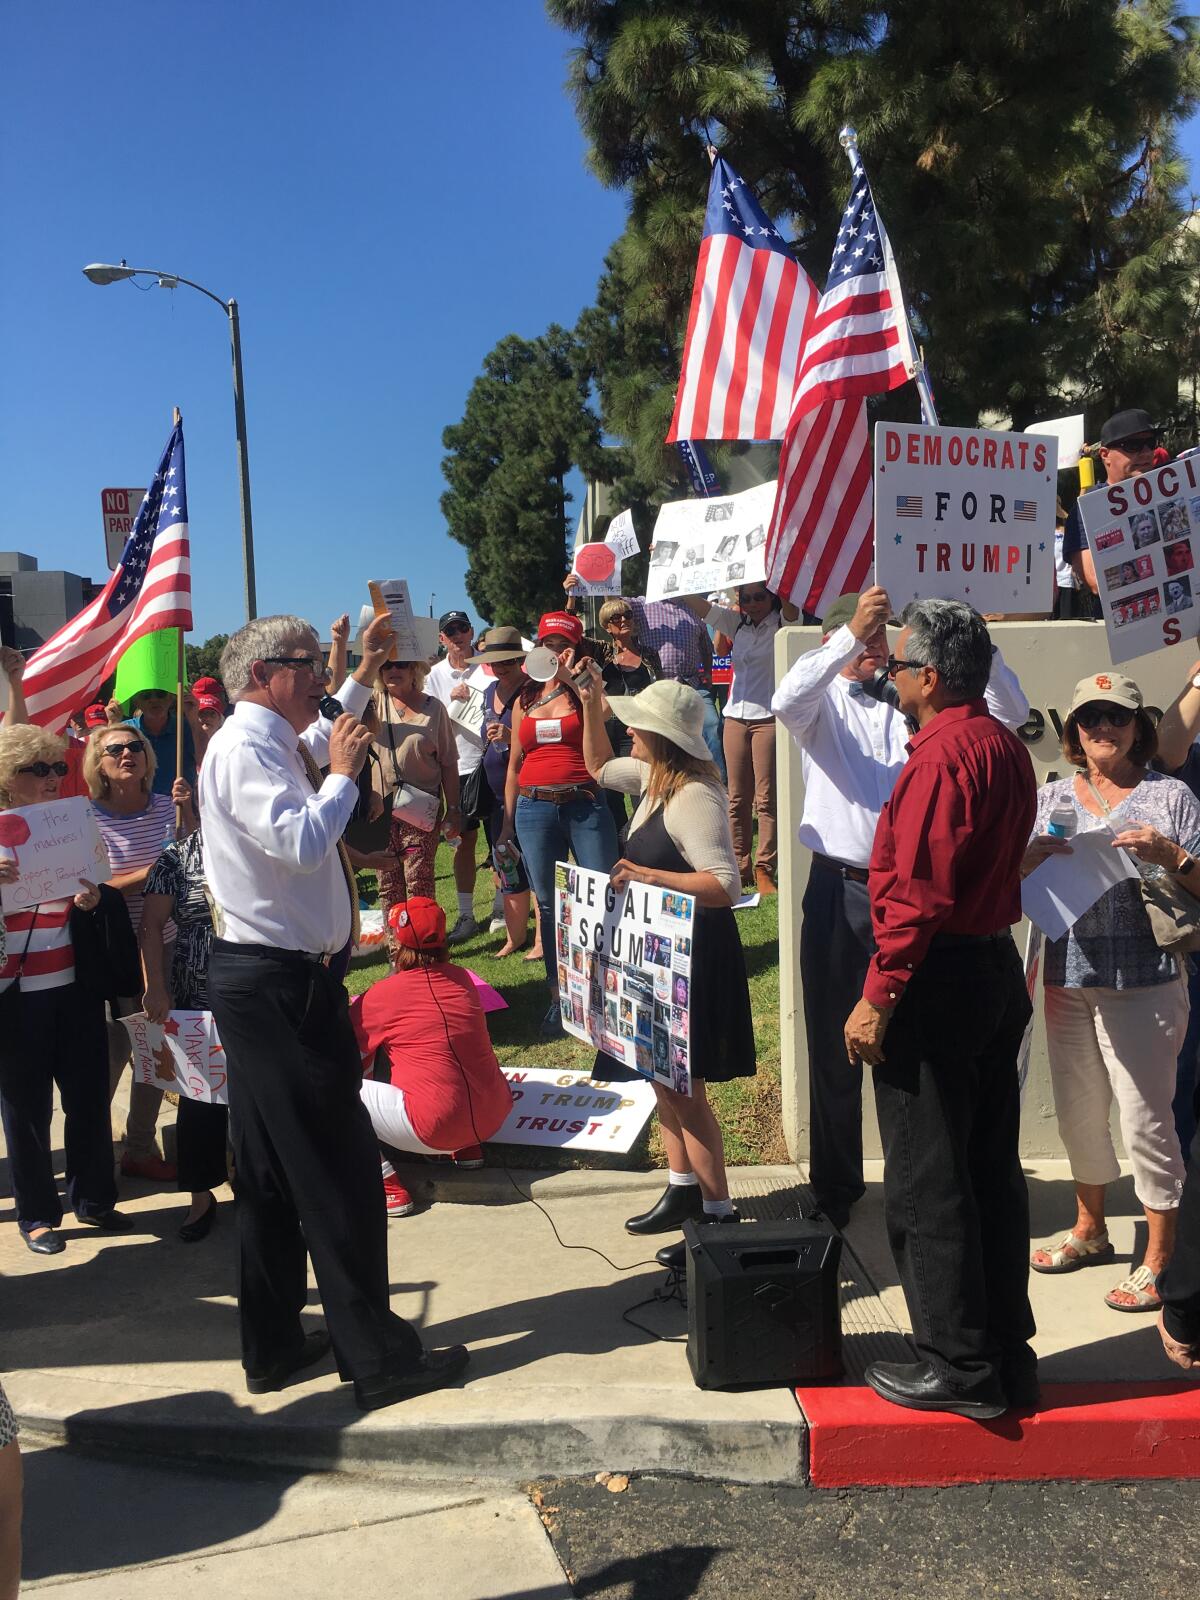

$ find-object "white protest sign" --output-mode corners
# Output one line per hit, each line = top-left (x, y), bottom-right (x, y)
(120, 1011), (228, 1105)
(368, 578), (424, 661)
(646, 480), (773, 601)
(1016, 925), (1043, 1101)
(554, 859), (696, 1095)
(571, 508), (641, 598)
(494, 1064), (656, 1152)
(1076, 455), (1200, 665)
(0, 798), (111, 913)
(1026, 414), (1084, 472)
(874, 423), (1057, 612)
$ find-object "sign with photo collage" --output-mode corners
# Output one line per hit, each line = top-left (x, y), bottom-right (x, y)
(1077, 455), (1200, 665)
(645, 479), (773, 601)
(553, 860), (695, 1097)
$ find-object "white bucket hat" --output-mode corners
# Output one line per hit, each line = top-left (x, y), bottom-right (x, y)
(608, 679), (712, 763)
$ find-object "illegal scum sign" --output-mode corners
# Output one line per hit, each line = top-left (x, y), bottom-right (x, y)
(874, 423), (1057, 612)
(1076, 454), (1200, 666)
(554, 860), (695, 1096)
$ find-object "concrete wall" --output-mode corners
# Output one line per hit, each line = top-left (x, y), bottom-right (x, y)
(776, 620), (1194, 1162)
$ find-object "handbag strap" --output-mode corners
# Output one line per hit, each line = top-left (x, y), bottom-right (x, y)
(1082, 774), (1113, 816)
(6, 904), (41, 987)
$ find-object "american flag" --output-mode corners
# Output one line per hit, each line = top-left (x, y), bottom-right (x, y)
(666, 158), (816, 445)
(1014, 500), (1037, 522)
(765, 159), (918, 615)
(23, 423), (192, 732)
(896, 496), (923, 518)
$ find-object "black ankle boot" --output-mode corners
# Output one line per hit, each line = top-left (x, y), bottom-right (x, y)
(625, 1182), (705, 1235)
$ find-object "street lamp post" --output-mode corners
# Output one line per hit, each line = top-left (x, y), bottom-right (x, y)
(83, 261), (258, 620)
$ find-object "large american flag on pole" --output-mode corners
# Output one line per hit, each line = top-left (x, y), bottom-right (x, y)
(23, 422), (192, 732)
(666, 157), (817, 445)
(765, 157), (917, 615)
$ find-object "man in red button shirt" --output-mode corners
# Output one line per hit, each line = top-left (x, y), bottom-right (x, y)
(844, 599), (1037, 1419)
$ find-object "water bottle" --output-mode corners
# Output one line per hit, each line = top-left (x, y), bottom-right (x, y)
(1047, 800), (1077, 840)
(493, 840), (522, 892)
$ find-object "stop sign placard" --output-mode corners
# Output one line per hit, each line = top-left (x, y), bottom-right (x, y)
(574, 543), (617, 584)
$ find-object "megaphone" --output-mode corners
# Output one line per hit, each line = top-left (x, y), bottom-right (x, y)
(525, 646), (560, 683)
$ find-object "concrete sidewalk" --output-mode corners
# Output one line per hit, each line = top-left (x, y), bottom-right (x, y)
(0, 1094), (1189, 1489)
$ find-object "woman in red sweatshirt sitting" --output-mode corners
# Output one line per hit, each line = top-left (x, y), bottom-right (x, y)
(350, 897), (513, 1217)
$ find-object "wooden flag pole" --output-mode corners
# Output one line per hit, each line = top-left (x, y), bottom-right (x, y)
(173, 406), (185, 836)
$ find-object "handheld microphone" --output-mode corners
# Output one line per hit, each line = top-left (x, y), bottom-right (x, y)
(319, 693), (345, 720)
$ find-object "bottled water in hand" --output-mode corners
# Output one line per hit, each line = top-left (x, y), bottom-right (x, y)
(1047, 800), (1077, 840)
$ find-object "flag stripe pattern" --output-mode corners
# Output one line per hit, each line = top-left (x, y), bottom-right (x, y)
(22, 424), (192, 733)
(666, 159), (816, 445)
(766, 161), (916, 616)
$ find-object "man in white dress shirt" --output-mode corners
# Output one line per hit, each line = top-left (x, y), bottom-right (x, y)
(772, 588), (1029, 1228)
(427, 609), (488, 943)
(201, 613), (468, 1410)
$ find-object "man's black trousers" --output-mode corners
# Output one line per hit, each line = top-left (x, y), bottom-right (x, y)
(1160, 1076), (1200, 1347)
(208, 945), (423, 1382)
(872, 935), (1036, 1395)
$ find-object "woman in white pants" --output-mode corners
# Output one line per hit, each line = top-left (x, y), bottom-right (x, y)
(1023, 672), (1200, 1311)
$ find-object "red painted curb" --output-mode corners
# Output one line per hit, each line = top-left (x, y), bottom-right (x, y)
(795, 1382), (1200, 1487)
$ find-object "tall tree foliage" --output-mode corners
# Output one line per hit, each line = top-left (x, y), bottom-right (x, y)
(441, 327), (606, 625)
(551, 0), (1200, 467)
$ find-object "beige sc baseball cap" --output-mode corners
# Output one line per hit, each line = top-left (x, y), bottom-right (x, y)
(1068, 672), (1142, 714)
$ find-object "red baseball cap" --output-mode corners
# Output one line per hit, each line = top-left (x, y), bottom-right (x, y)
(536, 611), (583, 646)
(195, 693), (223, 713)
(83, 703), (109, 729)
(192, 676), (223, 699)
(386, 897), (447, 950)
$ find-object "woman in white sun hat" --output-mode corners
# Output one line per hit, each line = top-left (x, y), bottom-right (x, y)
(574, 665), (755, 1265)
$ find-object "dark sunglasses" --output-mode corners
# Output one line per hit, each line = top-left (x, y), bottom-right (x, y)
(1108, 434), (1156, 454)
(261, 655), (329, 678)
(885, 655), (928, 678)
(740, 590), (771, 603)
(102, 741), (146, 758)
(17, 761), (69, 778)
(1075, 703), (1135, 731)
(442, 622), (472, 637)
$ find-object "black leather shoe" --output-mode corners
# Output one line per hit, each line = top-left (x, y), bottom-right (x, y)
(23, 1228), (65, 1256)
(866, 1360), (1007, 1420)
(656, 1210), (742, 1271)
(178, 1195), (218, 1244)
(354, 1345), (470, 1411)
(625, 1183), (705, 1236)
(246, 1330), (332, 1394)
(76, 1209), (134, 1232)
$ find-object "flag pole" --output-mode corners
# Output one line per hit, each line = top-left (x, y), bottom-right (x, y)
(172, 406), (185, 836)
(838, 126), (939, 427)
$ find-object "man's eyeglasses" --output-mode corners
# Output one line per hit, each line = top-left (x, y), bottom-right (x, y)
(885, 656), (928, 678)
(740, 591), (770, 604)
(261, 655), (330, 679)
(442, 623), (472, 638)
(1108, 434), (1157, 454)
(17, 761), (69, 778)
(1074, 703), (1135, 731)
(102, 742), (146, 759)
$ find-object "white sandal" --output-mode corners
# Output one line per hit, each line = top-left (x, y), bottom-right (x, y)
(1105, 1263), (1162, 1312)
(1030, 1229), (1115, 1274)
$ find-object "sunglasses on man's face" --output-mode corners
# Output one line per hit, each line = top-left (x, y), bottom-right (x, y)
(1075, 703), (1135, 731)
(741, 590), (770, 604)
(17, 761), (69, 779)
(1108, 434), (1156, 455)
(442, 623), (472, 637)
(260, 655), (330, 679)
(885, 655), (928, 678)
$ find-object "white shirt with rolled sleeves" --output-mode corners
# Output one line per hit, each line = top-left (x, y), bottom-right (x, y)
(198, 675), (370, 956)
(426, 657), (486, 777)
(707, 604), (780, 721)
(770, 625), (1030, 870)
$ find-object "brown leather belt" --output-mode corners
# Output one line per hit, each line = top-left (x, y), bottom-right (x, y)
(812, 851), (870, 885)
(519, 783), (598, 805)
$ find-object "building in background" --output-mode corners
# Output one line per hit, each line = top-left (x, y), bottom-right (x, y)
(0, 552), (104, 652)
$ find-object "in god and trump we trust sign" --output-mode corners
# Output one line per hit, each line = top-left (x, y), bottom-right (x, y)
(874, 423), (1058, 613)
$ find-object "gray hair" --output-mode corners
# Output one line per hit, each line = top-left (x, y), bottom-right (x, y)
(900, 599), (992, 701)
(220, 614), (320, 700)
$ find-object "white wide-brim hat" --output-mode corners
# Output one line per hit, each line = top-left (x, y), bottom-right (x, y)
(609, 679), (712, 763)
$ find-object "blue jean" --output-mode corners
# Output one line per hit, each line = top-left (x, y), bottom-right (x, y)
(698, 687), (726, 779)
(515, 793), (619, 994)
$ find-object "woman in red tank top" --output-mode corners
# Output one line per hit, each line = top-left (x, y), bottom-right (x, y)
(495, 612), (618, 1037)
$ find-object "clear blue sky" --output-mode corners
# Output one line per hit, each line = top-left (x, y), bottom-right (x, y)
(2, 5), (1197, 644)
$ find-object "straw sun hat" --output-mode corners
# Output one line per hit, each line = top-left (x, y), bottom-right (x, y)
(608, 679), (711, 763)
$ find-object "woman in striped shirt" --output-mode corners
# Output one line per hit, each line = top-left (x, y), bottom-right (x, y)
(84, 725), (196, 1184)
(0, 725), (131, 1255)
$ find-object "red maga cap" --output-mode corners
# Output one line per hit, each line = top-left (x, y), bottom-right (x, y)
(386, 896), (447, 950)
(536, 611), (583, 646)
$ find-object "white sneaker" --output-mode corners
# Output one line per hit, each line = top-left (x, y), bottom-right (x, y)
(447, 913), (480, 945)
(488, 916), (506, 933)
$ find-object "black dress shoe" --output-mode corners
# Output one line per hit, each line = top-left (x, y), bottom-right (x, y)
(656, 1210), (742, 1271)
(245, 1330), (332, 1394)
(625, 1183), (705, 1235)
(178, 1195), (218, 1244)
(76, 1209), (134, 1232)
(354, 1345), (470, 1411)
(866, 1360), (1007, 1420)
(23, 1228), (65, 1256)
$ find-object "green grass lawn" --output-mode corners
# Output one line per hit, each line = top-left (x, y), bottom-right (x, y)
(347, 841), (786, 1169)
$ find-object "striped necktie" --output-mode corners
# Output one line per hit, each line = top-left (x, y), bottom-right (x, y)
(296, 741), (361, 951)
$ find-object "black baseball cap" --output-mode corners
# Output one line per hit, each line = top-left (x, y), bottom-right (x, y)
(1100, 409), (1158, 448)
(438, 609), (471, 633)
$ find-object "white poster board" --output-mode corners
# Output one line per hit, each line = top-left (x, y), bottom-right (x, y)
(1075, 455), (1200, 665)
(1025, 414), (1084, 472)
(874, 423), (1057, 611)
(121, 1011), (228, 1105)
(572, 508), (640, 597)
(554, 860), (696, 1095)
(370, 578), (424, 661)
(646, 480), (773, 601)
(0, 798), (111, 912)
(493, 1064), (656, 1151)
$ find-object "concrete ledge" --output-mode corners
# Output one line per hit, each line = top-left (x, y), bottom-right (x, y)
(797, 1382), (1200, 1487)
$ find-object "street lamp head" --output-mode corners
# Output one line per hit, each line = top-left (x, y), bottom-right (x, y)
(82, 261), (136, 286)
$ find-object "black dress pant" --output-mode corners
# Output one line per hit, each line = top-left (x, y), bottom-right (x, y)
(175, 1097), (229, 1194)
(800, 857), (873, 1208)
(208, 946), (423, 1382)
(1160, 1096), (1200, 1346)
(0, 984), (117, 1233)
(872, 935), (1036, 1395)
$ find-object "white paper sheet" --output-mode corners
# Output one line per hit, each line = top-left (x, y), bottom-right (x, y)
(1020, 828), (1139, 941)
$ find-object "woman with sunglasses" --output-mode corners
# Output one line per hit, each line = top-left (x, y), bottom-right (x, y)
(369, 656), (460, 909)
(0, 725), (133, 1254)
(1022, 673), (1200, 1311)
(595, 601), (661, 833)
(83, 725), (196, 1185)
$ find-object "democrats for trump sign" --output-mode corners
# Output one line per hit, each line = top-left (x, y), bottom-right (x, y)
(874, 424), (1057, 613)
